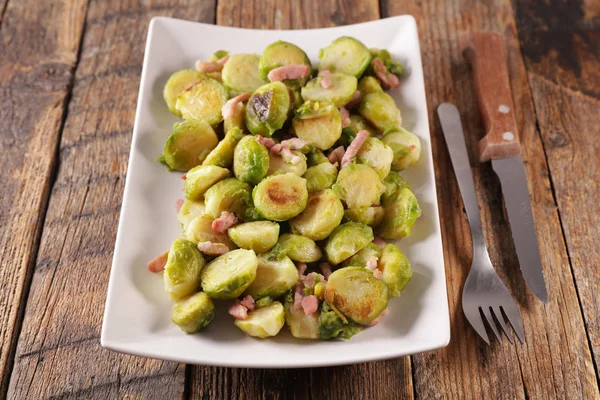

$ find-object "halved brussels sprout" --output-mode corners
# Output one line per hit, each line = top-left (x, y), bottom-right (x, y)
(245, 253), (298, 299)
(290, 189), (344, 240)
(324, 266), (388, 325)
(234, 302), (285, 338)
(227, 221), (280, 253)
(359, 91), (402, 133)
(267, 151), (307, 177)
(306, 149), (329, 166)
(379, 243), (412, 297)
(318, 302), (362, 340)
(356, 137), (394, 179)
(377, 187), (421, 239)
(318, 37), (371, 78)
(332, 164), (385, 209)
(259, 41), (312, 86)
(171, 292), (215, 333)
(222, 53), (267, 94)
(159, 120), (219, 172)
(233, 136), (270, 184)
(357, 76), (383, 95)
(252, 173), (308, 221)
(324, 222), (374, 265)
(303, 162), (338, 192)
(163, 69), (204, 116)
(344, 206), (385, 227)
(285, 301), (320, 339)
(245, 81), (292, 137)
(342, 243), (383, 268)
(176, 76), (228, 126)
(382, 172), (411, 200)
(202, 127), (244, 168)
(204, 178), (252, 219)
(184, 165), (230, 201)
(185, 214), (236, 249)
(178, 199), (206, 230)
(164, 238), (205, 300)
(382, 128), (421, 171)
(369, 48), (405, 77)
(301, 73), (358, 108)
(276, 233), (322, 263)
(292, 103), (342, 150)
(200, 249), (258, 299)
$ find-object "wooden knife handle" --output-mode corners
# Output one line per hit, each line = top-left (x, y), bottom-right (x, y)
(459, 32), (521, 161)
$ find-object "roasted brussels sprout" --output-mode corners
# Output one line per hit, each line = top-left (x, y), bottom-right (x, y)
(176, 76), (228, 126)
(164, 238), (205, 300)
(259, 41), (312, 86)
(342, 243), (383, 268)
(303, 162), (338, 192)
(245, 81), (292, 137)
(344, 206), (385, 227)
(200, 249), (258, 299)
(163, 69), (204, 116)
(222, 53), (268, 94)
(255, 296), (274, 308)
(382, 172), (411, 200)
(171, 292), (215, 333)
(227, 221), (280, 253)
(369, 48), (405, 77)
(332, 164), (385, 209)
(356, 137), (394, 179)
(324, 266), (388, 325)
(267, 151), (307, 177)
(204, 178), (252, 219)
(359, 91), (402, 133)
(185, 214), (236, 249)
(177, 199), (206, 230)
(245, 253), (298, 299)
(382, 128), (421, 171)
(318, 302), (362, 340)
(306, 149), (329, 166)
(276, 233), (322, 263)
(290, 189), (344, 240)
(285, 301), (320, 339)
(318, 37), (372, 78)
(159, 120), (219, 172)
(234, 302), (285, 338)
(379, 243), (412, 297)
(252, 173), (308, 221)
(233, 136), (270, 184)
(301, 73), (358, 108)
(377, 187), (421, 239)
(293, 102), (342, 150)
(184, 165), (230, 201)
(357, 76), (383, 95)
(324, 222), (374, 265)
(202, 127), (244, 168)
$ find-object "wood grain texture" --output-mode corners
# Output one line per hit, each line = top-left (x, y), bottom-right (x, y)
(514, 0), (600, 374)
(383, 0), (600, 398)
(0, 0), (88, 396)
(5, 1), (216, 399)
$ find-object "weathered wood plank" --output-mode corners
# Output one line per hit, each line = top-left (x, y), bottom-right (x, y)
(514, 0), (600, 374)
(190, 2), (413, 400)
(383, 0), (600, 398)
(6, 1), (216, 399)
(0, 0), (88, 396)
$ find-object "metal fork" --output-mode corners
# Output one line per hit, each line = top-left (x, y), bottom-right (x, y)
(437, 103), (525, 344)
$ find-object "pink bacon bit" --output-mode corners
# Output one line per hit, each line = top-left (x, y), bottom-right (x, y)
(373, 269), (383, 280)
(339, 106), (351, 128)
(328, 146), (345, 165)
(319, 262), (333, 279)
(271, 138), (309, 157)
(318, 70), (332, 88)
(341, 129), (369, 167)
(365, 256), (379, 271)
(147, 251), (169, 273)
(280, 147), (303, 164)
(211, 211), (238, 233)
(346, 90), (361, 109)
(373, 237), (386, 248)
(228, 300), (248, 320)
(302, 295), (319, 316)
(222, 92), (250, 120)
(240, 295), (256, 311)
(371, 58), (400, 89)
(195, 55), (230, 73)
(294, 282), (305, 310)
(296, 262), (308, 277)
(267, 64), (310, 82)
(304, 272), (324, 289)
(197, 241), (229, 256)
(256, 135), (276, 150)
(367, 308), (389, 327)
(175, 198), (184, 213)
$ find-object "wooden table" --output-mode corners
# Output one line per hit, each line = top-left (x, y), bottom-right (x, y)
(1, 0), (598, 398)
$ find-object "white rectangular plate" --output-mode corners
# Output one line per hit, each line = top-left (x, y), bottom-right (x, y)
(101, 15), (449, 368)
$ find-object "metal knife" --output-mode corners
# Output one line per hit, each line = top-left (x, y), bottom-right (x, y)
(458, 32), (548, 304)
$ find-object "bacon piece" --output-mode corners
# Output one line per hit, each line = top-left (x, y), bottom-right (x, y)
(195, 55), (230, 73)
(318, 70), (332, 88)
(341, 129), (369, 167)
(294, 283), (305, 310)
(371, 58), (400, 89)
(280, 147), (303, 164)
(222, 92), (250, 120)
(367, 308), (389, 327)
(302, 295), (319, 316)
(267, 64), (310, 82)
(181, 174), (187, 180)
(256, 135), (276, 150)
(328, 146), (345, 165)
(373, 269), (383, 280)
(304, 272), (324, 289)
(339, 106), (351, 128)
(175, 198), (184, 213)
(240, 295), (256, 311)
(365, 255), (379, 271)
(147, 251), (169, 273)
(211, 211), (238, 233)
(296, 262), (308, 276)
(228, 300), (248, 320)
(346, 90), (361, 109)
(319, 262), (333, 279)
(197, 241), (229, 256)
(373, 236), (386, 248)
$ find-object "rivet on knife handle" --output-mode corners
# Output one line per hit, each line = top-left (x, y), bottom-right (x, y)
(459, 32), (521, 162)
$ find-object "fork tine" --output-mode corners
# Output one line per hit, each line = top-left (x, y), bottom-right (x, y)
(492, 306), (514, 344)
(463, 304), (490, 344)
(501, 303), (525, 344)
(481, 307), (502, 342)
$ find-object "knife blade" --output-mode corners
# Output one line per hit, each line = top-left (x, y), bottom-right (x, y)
(459, 31), (548, 303)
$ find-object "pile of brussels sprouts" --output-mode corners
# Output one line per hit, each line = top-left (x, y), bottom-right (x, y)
(154, 37), (422, 340)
